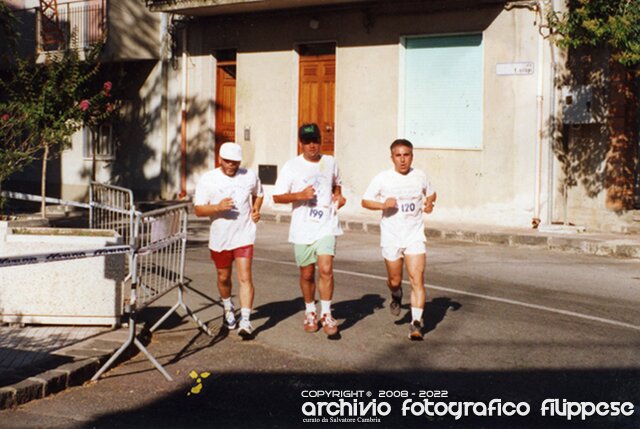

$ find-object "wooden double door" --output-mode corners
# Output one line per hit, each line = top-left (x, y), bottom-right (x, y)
(298, 53), (336, 156)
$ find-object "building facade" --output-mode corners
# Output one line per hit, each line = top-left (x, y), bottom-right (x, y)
(5, 0), (638, 232)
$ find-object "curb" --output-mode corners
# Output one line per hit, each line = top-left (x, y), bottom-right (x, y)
(0, 327), (147, 410)
(256, 213), (640, 260)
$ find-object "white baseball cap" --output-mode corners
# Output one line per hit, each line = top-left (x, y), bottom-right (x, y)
(219, 142), (242, 161)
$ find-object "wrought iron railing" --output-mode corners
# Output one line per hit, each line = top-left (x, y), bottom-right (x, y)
(20, 0), (108, 52)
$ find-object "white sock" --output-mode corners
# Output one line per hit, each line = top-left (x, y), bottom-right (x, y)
(222, 297), (233, 311)
(305, 301), (317, 314)
(240, 307), (251, 322)
(411, 307), (423, 322)
(320, 300), (332, 316)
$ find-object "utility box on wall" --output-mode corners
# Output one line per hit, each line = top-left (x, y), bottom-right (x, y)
(561, 85), (597, 124)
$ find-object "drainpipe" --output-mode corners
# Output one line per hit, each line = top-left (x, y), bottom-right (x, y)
(160, 13), (169, 199)
(546, 0), (559, 225)
(532, 0), (546, 228)
(179, 27), (188, 199)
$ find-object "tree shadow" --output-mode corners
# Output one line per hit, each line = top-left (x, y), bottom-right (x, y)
(551, 46), (639, 218)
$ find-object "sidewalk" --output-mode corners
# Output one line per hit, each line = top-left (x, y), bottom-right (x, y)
(0, 325), (135, 409)
(1, 211), (638, 411)
(258, 210), (640, 260)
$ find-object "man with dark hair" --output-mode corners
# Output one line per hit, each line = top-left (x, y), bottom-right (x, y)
(273, 123), (346, 337)
(362, 138), (437, 340)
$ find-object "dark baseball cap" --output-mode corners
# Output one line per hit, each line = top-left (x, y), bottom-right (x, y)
(299, 123), (321, 143)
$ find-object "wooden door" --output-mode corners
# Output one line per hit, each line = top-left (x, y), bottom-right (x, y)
(215, 61), (236, 166)
(298, 54), (336, 155)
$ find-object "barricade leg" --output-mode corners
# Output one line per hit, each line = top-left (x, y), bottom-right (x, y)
(92, 311), (136, 381)
(93, 308), (174, 382)
(133, 337), (173, 381)
(149, 285), (214, 337)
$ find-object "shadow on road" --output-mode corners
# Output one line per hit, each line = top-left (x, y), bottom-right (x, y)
(395, 297), (462, 337)
(333, 294), (385, 332)
(251, 297), (305, 337)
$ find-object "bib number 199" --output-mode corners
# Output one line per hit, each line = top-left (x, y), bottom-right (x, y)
(309, 208), (324, 219)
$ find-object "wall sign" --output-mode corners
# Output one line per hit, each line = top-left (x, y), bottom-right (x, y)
(496, 62), (534, 76)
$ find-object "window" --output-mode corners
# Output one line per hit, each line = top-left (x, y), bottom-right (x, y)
(83, 123), (114, 160)
(401, 34), (483, 149)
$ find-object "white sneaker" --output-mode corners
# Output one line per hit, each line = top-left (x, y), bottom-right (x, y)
(237, 320), (254, 339)
(224, 308), (237, 330)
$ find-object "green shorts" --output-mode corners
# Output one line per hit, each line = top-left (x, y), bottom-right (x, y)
(294, 235), (336, 267)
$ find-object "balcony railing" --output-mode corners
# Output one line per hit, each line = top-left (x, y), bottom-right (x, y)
(11, 0), (107, 53)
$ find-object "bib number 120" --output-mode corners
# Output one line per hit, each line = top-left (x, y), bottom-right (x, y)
(401, 202), (416, 213)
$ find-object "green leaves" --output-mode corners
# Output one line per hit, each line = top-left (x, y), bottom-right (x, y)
(549, 0), (640, 66)
(0, 40), (116, 184)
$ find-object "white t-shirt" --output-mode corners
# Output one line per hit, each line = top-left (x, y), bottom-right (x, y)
(274, 155), (343, 244)
(362, 168), (435, 248)
(194, 168), (263, 252)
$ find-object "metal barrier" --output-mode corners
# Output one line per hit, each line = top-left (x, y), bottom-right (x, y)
(89, 182), (137, 246)
(92, 203), (213, 382)
(0, 190), (90, 210)
(3, 184), (213, 381)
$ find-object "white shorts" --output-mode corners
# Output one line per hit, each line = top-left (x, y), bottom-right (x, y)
(381, 241), (426, 262)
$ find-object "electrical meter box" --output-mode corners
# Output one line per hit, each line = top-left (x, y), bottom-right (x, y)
(561, 85), (596, 124)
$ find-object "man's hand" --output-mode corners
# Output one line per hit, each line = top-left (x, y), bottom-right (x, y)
(423, 199), (435, 214)
(217, 197), (235, 211)
(251, 207), (261, 223)
(383, 198), (397, 210)
(298, 185), (316, 201)
(332, 193), (346, 209)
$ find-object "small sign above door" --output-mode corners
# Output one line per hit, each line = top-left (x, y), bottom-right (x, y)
(496, 62), (534, 76)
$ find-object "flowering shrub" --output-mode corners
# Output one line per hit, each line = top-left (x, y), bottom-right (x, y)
(0, 34), (118, 213)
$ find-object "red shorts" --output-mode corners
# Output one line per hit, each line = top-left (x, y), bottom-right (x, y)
(209, 245), (254, 269)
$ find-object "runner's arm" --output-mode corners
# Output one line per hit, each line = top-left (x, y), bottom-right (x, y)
(251, 195), (264, 222)
(332, 185), (346, 209)
(423, 192), (437, 214)
(272, 185), (315, 204)
(194, 198), (235, 217)
(362, 198), (396, 211)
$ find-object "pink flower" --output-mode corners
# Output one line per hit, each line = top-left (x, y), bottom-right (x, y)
(103, 81), (112, 95)
(1, 114), (9, 121)
(79, 99), (90, 111)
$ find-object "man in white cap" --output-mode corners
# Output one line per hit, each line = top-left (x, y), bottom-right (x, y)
(273, 123), (346, 338)
(194, 142), (264, 339)
(362, 139), (436, 341)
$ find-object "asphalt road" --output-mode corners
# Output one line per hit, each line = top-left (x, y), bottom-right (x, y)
(1, 221), (639, 429)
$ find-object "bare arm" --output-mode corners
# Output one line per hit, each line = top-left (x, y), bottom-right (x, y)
(423, 192), (437, 214)
(272, 185), (315, 204)
(194, 198), (234, 217)
(361, 197), (397, 211)
(332, 185), (346, 209)
(251, 195), (264, 222)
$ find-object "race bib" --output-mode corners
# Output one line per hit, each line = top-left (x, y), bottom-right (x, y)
(398, 197), (422, 218)
(307, 206), (328, 223)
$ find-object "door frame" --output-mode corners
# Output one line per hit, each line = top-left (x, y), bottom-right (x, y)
(294, 41), (338, 157)
(214, 57), (237, 167)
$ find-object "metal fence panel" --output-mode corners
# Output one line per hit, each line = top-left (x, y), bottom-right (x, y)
(89, 182), (137, 246)
(134, 203), (189, 310)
